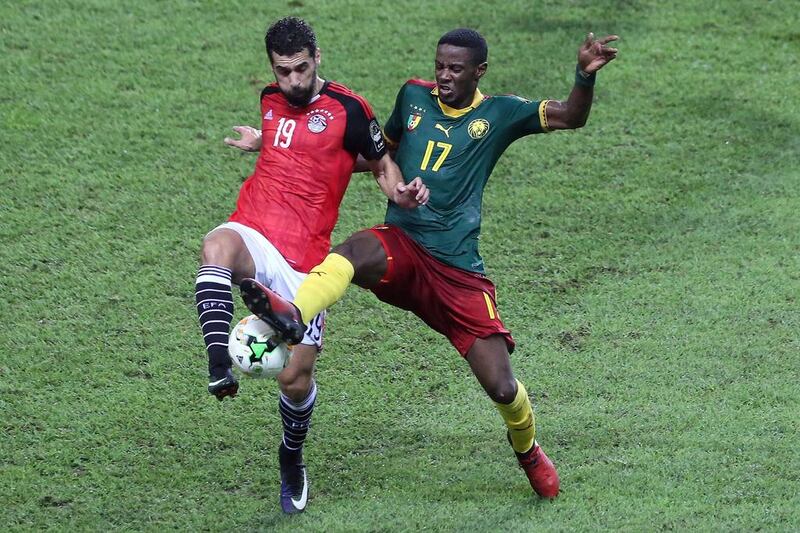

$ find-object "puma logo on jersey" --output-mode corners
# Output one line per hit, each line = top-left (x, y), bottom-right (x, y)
(435, 123), (453, 138)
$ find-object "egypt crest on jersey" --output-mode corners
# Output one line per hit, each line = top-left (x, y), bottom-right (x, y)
(307, 110), (332, 133)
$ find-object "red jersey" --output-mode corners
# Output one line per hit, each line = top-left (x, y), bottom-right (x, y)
(229, 81), (386, 272)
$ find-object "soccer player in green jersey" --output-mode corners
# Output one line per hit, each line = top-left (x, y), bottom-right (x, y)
(240, 28), (619, 500)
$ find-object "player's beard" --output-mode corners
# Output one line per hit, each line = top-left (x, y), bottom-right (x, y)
(284, 73), (318, 107)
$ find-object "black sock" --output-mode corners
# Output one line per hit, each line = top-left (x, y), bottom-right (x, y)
(196, 265), (234, 376)
(279, 381), (317, 451)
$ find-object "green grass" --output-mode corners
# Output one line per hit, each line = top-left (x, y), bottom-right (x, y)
(2, 0), (799, 530)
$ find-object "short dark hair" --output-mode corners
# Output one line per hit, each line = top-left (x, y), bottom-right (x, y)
(265, 17), (317, 61)
(438, 28), (488, 65)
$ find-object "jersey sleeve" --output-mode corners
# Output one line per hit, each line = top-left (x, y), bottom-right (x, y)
(501, 96), (551, 140)
(382, 84), (408, 148)
(343, 96), (387, 161)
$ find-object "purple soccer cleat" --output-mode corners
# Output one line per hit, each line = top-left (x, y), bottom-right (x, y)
(278, 442), (308, 514)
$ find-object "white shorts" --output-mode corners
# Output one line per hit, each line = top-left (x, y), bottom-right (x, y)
(213, 221), (325, 349)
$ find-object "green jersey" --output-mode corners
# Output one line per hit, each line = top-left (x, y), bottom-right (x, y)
(383, 79), (550, 273)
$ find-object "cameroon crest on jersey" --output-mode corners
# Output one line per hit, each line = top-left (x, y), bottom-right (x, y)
(407, 113), (422, 131)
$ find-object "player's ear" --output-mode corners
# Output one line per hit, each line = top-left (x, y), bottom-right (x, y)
(315, 48), (322, 66)
(476, 62), (488, 80)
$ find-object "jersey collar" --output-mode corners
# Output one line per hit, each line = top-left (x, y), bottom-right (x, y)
(309, 80), (328, 104)
(431, 86), (485, 118)
(285, 79), (327, 108)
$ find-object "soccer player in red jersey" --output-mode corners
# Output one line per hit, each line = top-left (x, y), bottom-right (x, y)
(237, 28), (618, 501)
(197, 17), (428, 514)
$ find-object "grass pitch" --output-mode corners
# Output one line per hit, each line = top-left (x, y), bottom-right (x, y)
(2, 0), (798, 530)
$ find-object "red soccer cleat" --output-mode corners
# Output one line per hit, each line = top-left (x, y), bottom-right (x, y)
(515, 442), (560, 499)
(239, 278), (306, 345)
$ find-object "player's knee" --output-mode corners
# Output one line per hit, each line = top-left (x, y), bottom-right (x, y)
(332, 231), (386, 286)
(331, 233), (364, 263)
(488, 378), (518, 404)
(200, 234), (232, 265)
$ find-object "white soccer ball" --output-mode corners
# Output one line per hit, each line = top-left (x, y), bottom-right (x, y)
(228, 315), (291, 378)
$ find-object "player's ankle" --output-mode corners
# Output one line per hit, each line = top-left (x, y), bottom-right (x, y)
(209, 362), (232, 379)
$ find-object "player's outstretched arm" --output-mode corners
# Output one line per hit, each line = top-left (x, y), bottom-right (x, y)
(368, 154), (429, 208)
(224, 126), (262, 152)
(545, 33), (619, 131)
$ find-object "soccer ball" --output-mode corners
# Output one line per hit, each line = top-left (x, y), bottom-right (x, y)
(228, 315), (291, 378)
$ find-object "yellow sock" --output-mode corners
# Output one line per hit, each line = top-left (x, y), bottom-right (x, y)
(494, 379), (536, 454)
(294, 253), (355, 323)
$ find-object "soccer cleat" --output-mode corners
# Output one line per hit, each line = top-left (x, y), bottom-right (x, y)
(511, 436), (560, 499)
(208, 368), (239, 400)
(278, 442), (309, 514)
(239, 278), (306, 345)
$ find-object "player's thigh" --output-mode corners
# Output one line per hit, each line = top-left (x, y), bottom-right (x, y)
(331, 230), (388, 288)
(466, 335), (517, 404)
(201, 228), (255, 282)
(277, 343), (318, 401)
